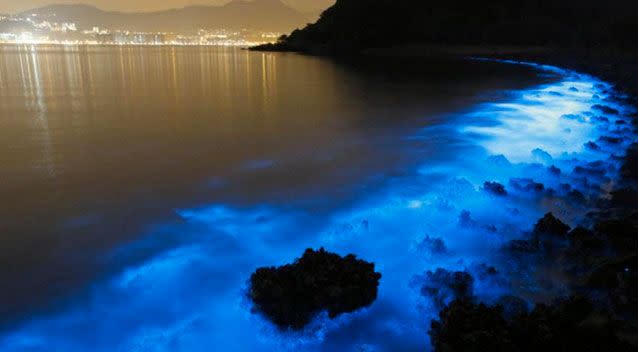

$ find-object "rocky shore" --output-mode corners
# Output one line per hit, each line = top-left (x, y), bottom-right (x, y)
(248, 44), (638, 347)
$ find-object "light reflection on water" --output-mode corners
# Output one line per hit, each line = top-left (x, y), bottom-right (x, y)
(0, 48), (635, 351)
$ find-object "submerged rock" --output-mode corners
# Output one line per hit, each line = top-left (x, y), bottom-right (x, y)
(532, 148), (553, 164)
(414, 269), (474, 308)
(458, 210), (497, 232)
(533, 213), (571, 238)
(249, 248), (381, 330)
(482, 181), (508, 196)
(504, 239), (540, 253)
(599, 136), (623, 145)
(567, 189), (588, 204)
(548, 165), (562, 176)
(416, 235), (448, 255)
(592, 104), (620, 115)
(585, 141), (601, 150)
(509, 178), (545, 193)
(486, 154), (512, 168)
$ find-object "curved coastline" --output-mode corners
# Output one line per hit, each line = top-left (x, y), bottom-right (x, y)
(0, 59), (636, 351)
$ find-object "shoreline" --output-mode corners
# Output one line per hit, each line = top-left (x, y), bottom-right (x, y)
(250, 43), (638, 346)
(361, 45), (638, 105)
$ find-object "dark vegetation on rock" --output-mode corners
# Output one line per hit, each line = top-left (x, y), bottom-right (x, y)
(249, 248), (381, 330)
(252, 0), (638, 54)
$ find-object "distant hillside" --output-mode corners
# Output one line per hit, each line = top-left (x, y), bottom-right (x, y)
(21, 0), (312, 33)
(256, 0), (638, 53)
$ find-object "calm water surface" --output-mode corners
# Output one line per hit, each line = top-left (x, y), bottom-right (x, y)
(0, 45), (632, 351)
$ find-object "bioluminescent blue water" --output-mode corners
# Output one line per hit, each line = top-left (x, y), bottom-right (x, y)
(1, 59), (635, 351)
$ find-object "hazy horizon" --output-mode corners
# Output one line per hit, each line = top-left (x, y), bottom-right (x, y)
(0, 0), (335, 14)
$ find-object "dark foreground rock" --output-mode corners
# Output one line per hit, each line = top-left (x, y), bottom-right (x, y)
(430, 296), (636, 352)
(412, 269), (474, 308)
(249, 248), (381, 330)
(533, 212), (571, 238)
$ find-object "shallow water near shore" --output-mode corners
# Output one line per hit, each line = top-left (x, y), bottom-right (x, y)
(0, 46), (635, 351)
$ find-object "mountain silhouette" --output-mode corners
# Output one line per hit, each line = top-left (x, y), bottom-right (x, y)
(22, 0), (312, 33)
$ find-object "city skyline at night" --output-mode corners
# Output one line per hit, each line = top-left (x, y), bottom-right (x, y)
(0, 0), (335, 14)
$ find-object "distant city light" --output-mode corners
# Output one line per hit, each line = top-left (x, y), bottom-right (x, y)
(0, 13), (281, 47)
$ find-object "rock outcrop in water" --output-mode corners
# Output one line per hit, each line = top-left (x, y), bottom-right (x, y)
(482, 181), (508, 196)
(412, 269), (474, 309)
(430, 296), (635, 352)
(532, 213), (571, 238)
(249, 248), (381, 330)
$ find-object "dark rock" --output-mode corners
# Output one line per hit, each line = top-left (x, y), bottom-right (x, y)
(504, 239), (540, 253)
(598, 136), (623, 145)
(429, 299), (513, 352)
(594, 218), (638, 252)
(496, 295), (529, 320)
(458, 210), (476, 228)
(621, 143), (638, 181)
(592, 104), (620, 115)
(430, 296), (635, 352)
(509, 178), (545, 193)
(414, 269), (474, 308)
(585, 141), (601, 150)
(573, 165), (607, 177)
(483, 181), (507, 196)
(475, 264), (499, 279)
(567, 226), (604, 254)
(567, 189), (587, 204)
(249, 248), (381, 330)
(533, 213), (571, 238)
(416, 236), (448, 255)
(587, 255), (638, 289)
(610, 188), (638, 208)
(548, 165), (562, 176)
(586, 255), (638, 313)
(458, 210), (497, 233)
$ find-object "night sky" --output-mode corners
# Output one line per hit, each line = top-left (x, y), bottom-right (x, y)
(0, 0), (335, 13)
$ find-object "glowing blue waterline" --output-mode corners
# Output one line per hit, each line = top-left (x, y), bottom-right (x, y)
(1, 60), (635, 352)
